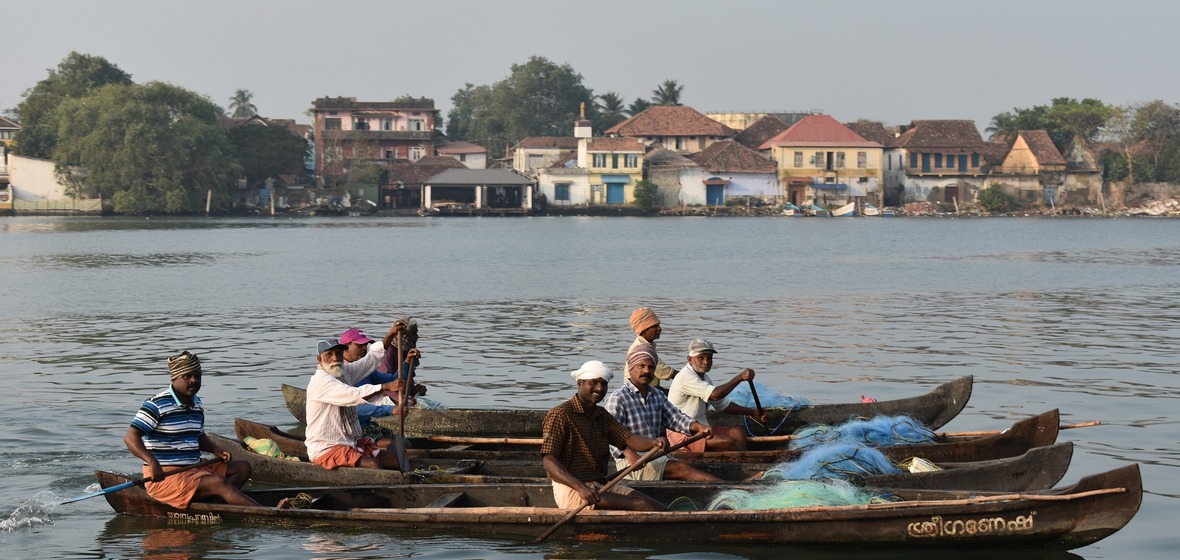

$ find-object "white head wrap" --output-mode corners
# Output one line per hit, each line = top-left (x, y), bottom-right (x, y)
(571, 360), (614, 383)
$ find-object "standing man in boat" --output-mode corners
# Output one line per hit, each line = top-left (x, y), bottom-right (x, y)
(627, 307), (675, 387)
(123, 351), (260, 508)
(667, 339), (766, 452)
(603, 344), (720, 482)
(305, 321), (411, 471)
(339, 319), (427, 426)
(541, 360), (667, 511)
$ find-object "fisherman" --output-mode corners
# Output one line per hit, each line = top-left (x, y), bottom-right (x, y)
(305, 320), (413, 470)
(667, 339), (767, 452)
(626, 307), (675, 386)
(123, 351), (260, 508)
(603, 344), (719, 481)
(541, 360), (667, 511)
(339, 320), (427, 426)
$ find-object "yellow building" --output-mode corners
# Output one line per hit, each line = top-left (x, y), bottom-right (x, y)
(760, 115), (884, 207)
(579, 137), (645, 205)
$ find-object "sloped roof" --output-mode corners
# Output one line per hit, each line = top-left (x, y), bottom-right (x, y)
(217, 115), (307, 137)
(732, 116), (789, 151)
(890, 120), (984, 149)
(586, 137), (644, 152)
(387, 158), (467, 186)
(605, 106), (734, 137)
(514, 136), (580, 150)
(645, 147), (700, 169)
(760, 114), (880, 149)
(689, 140), (777, 173)
(0, 116), (21, 129)
(981, 141), (1011, 167)
(1017, 130), (1066, 165)
(844, 121), (895, 146)
(425, 168), (533, 186)
(545, 151), (579, 169)
(436, 141), (487, 155)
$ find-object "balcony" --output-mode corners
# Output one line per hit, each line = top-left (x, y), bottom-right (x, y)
(321, 130), (432, 142)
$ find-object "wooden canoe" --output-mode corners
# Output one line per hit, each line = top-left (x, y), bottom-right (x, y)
(229, 417), (1070, 491)
(94, 462), (1141, 550)
(280, 375), (972, 438)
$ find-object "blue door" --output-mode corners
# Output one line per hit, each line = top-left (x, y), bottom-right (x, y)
(706, 185), (725, 206)
(921, 154), (931, 172)
(606, 183), (625, 204)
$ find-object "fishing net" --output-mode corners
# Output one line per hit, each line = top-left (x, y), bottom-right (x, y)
(763, 442), (903, 481)
(707, 478), (893, 510)
(787, 414), (936, 450)
(727, 381), (809, 410)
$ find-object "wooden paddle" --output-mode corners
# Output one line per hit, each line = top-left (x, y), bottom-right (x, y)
(746, 378), (766, 435)
(59, 456), (225, 505)
(392, 328), (410, 473)
(530, 431), (710, 545)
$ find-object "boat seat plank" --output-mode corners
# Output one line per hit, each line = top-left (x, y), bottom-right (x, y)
(425, 492), (466, 508)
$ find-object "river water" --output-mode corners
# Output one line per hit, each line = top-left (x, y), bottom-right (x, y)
(0, 215), (1176, 560)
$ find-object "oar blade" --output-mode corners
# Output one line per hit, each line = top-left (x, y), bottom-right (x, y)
(58, 480), (134, 505)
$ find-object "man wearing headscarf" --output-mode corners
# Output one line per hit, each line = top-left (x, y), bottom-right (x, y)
(627, 307), (676, 386)
(541, 360), (667, 511)
(123, 351), (260, 508)
(603, 344), (719, 481)
(306, 319), (411, 471)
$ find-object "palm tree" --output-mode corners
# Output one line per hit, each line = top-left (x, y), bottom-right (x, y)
(652, 79), (684, 106)
(596, 92), (628, 130)
(628, 98), (652, 116)
(985, 111), (1016, 142)
(228, 89), (258, 118)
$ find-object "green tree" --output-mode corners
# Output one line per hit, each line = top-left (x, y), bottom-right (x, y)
(596, 91), (628, 132)
(986, 98), (1111, 152)
(228, 89), (258, 118)
(227, 124), (308, 188)
(652, 79), (684, 106)
(445, 56), (597, 151)
(977, 182), (1017, 213)
(1131, 100), (1180, 181)
(632, 179), (660, 213)
(53, 82), (240, 214)
(627, 98), (652, 117)
(13, 51), (133, 158)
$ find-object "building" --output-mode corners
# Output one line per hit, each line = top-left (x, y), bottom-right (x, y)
(884, 120), (989, 206)
(436, 141), (488, 169)
(644, 147), (706, 208)
(760, 114), (884, 208)
(604, 105), (734, 154)
(381, 155), (467, 210)
(511, 136), (581, 177)
(0, 116), (18, 193)
(705, 111), (817, 131)
(687, 140), (779, 204)
(989, 130), (1069, 206)
(310, 96), (439, 188)
(422, 168), (534, 213)
(732, 116), (790, 153)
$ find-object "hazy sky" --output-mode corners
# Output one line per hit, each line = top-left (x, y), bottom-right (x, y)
(4, 0), (1177, 135)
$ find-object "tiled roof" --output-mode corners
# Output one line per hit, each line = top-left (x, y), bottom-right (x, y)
(645, 147), (700, 169)
(890, 120), (984, 149)
(586, 137), (644, 152)
(217, 116), (307, 137)
(387, 158), (467, 186)
(545, 151), (579, 169)
(605, 106), (734, 137)
(844, 121), (896, 146)
(760, 114), (880, 149)
(981, 141), (1011, 167)
(312, 96), (437, 111)
(436, 141), (487, 155)
(689, 140), (777, 173)
(1018, 130), (1066, 165)
(514, 136), (580, 150)
(0, 116), (20, 129)
(732, 116), (789, 151)
(426, 168), (533, 186)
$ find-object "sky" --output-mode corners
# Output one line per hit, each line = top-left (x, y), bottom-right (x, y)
(4, 0), (1178, 136)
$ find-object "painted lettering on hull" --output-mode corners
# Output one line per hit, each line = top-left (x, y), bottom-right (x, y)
(908, 511), (1036, 538)
(166, 511), (223, 525)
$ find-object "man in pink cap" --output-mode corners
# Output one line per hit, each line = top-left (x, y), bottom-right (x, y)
(626, 307), (675, 387)
(338, 321), (426, 426)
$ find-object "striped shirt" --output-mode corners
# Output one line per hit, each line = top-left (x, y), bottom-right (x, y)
(129, 387), (205, 466)
(602, 377), (695, 458)
(541, 395), (633, 483)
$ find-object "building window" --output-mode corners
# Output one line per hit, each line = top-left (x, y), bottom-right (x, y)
(527, 154), (543, 169)
(972, 153), (980, 167)
(382, 119), (393, 131)
(836, 152), (846, 168)
(325, 147), (342, 162)
(857, 152), (867, 168)
(909, 152), (917, 168)
(612, 154), (619, 169)
(409, 147), (423, 161)
(887, 155), (892, 170)
(458, 154), (467, 162)
(794, 152), (803, 167)
(625, 154), (638, 167)
(698, 137), (706, 150)
(674, 138), (682, 150)
(593, 153), (608, 167)
(813, 151), (824, 168)
(353, 119), (370, 131)
(858, 176), (869, 183)
(934, 153), (943, 168)
(324, 118), (341, 130)
(384, 149), (393, 159)
(555, 183), (570, 201)
(409, 119), (425, 131)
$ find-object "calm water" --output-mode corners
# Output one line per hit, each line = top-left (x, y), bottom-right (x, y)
(0, 215), (1177, 559)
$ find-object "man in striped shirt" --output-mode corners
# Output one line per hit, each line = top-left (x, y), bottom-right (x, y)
(603, 344), (719, 482)
(124, 351), (258, 508)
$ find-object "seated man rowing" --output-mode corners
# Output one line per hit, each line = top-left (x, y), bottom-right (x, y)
(668, 339), (767, 452)
(541, 360), (667, 511)
(339, 319), (427, 426)
(603, 344), (720, 482)
(305, 321), (413, 471)
(123, 351), (259, 508)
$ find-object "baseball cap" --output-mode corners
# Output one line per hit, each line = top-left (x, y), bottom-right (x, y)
(316, 338), (347, 356)
(340, 328), (375, 345)
(687, 339), (717, 357)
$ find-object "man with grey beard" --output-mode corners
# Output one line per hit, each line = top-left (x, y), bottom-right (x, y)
(305, 321), (414, 470)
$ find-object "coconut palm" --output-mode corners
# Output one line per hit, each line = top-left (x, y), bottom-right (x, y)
(596, 92), (628, 130)
(228, 89), (258, 118)
(652, 79), (684, 106)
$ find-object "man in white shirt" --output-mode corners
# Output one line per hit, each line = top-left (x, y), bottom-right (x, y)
(667, 339), (766, 452)
(305, 320), (414, 470)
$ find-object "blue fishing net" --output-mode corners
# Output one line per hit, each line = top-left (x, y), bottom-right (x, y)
(707, 478), (887, 510)
(763, 442), (903, 481)
(788, 414), (936, 450)
(727, 381), (809, 410)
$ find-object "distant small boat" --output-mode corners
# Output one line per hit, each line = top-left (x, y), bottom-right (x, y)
(782, 202), (803, 216)
(832, 202), (856, 217)
(863, 204), (881, 216)
(802, 203), (828, 217)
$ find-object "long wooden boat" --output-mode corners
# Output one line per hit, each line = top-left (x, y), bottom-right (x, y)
(95, 463), (1141, 550)
(240, 407), (1059, 468)
(228, 416), (1070, 491)
(281, 375), (973, 438)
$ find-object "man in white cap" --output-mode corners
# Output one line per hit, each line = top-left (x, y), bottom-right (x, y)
(305, 321), (412, 470)
(541, 360), (667, 511)
(668, 339), (766, 452)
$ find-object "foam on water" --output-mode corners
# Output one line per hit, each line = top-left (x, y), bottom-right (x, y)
(1, 491), (60, 532)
